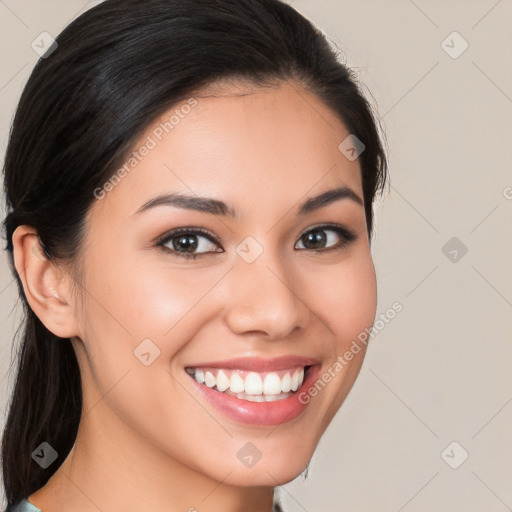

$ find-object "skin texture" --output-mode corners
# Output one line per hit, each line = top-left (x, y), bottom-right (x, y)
(13, 80), (377, 512)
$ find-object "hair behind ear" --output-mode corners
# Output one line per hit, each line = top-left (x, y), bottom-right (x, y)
(1, 308), (81, 504)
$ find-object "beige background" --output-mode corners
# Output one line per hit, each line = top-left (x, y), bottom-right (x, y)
(1, 1), (511, 511)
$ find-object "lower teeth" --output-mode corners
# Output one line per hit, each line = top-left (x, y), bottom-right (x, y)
(218, 387), (293, 402)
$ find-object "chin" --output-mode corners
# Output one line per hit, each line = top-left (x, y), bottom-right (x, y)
(204, 436), (319, 488)
(219, 458), (313, 488)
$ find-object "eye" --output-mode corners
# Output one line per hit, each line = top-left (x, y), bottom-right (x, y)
(295, 224), (357, 252)
(155, 227), (223, 260)
(155, 223), (357, 260)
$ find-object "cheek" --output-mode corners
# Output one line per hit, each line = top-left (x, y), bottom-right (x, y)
(301, 253), (376, 427)
(304, 251), (377, 347)
(75, 254), (215, 424)
(78, 252), (228, 365)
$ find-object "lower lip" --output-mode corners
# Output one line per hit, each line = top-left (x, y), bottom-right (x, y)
(187, 365), (322, 426)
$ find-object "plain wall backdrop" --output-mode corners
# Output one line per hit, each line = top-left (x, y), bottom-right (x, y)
(1, 1), (511, 511)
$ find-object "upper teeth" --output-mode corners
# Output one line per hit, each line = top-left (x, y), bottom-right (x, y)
(188, 367), (306, 396)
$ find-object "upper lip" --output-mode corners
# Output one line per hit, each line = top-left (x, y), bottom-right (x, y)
(186, 355), (321, 373)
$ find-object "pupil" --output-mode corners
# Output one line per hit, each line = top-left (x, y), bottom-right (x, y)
(304, 230), (326, 249)
(174, 235), (198, 253)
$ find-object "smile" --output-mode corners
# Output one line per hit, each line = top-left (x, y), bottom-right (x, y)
(185, 366), (309, 402)
(184, 359), (321, 426)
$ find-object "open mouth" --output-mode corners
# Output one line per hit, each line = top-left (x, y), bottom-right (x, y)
(185, 365), (312, 403)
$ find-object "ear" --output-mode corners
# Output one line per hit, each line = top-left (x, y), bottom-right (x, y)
(11, 225), (80, 339)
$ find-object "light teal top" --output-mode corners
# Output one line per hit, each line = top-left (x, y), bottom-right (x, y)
(5, 497), (284, 511)
(5, 499), (42, 512)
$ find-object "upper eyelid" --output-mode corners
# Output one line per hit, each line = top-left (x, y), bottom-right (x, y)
(156, 226), (220, 245)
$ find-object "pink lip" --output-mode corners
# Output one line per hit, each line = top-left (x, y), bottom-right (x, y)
(186, 363), (322, 427)
(185, 355), (321, 372)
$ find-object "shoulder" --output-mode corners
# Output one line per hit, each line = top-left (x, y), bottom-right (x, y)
(4, 499), (42, 512)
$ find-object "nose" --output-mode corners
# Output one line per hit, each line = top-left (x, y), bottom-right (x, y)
(222, 249), (312, 340)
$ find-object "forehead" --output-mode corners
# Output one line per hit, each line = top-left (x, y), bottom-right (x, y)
(90, 81), (363, 221)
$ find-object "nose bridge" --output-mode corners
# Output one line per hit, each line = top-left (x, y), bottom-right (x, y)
(222, 242), (311, 338)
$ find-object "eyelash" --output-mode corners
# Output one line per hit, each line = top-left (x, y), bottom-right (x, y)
(154, 224), (357, 260)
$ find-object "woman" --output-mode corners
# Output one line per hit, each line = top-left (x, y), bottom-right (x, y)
(1, 0), (387, 510)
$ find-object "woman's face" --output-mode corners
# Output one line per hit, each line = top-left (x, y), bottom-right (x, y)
(70, 80), (377, 486)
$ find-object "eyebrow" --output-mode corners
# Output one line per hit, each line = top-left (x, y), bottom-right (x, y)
(133, 185), (363, 218)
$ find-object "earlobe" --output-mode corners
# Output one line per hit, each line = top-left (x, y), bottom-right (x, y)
(11, 225), (79, 339)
